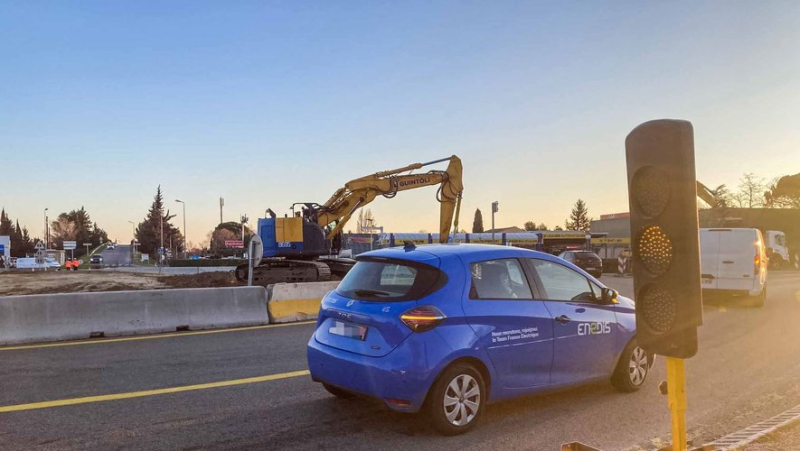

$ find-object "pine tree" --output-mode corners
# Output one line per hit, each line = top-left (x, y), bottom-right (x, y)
(0, 209), (12, 235)
(565, 199), (592, 232)
(135, 186), (183, 256)
(472, 208), (484, 233)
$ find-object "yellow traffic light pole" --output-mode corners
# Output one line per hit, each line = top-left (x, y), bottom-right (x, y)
(666, 357), (688, 451)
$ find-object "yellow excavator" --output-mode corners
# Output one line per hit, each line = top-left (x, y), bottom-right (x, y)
(236, 156), (464, 286)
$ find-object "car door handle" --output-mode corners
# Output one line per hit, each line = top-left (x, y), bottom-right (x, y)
(554, 315), (571, 324)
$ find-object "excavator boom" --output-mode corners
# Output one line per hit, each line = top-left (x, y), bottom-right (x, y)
(317, 155), (463, 243)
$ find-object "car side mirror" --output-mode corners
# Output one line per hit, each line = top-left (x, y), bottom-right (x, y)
(601, 288), (619, 304)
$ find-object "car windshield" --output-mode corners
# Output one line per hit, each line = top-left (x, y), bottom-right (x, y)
(336, 258), (446, 302)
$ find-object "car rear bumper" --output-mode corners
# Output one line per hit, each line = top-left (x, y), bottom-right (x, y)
(307, 333), (447, 413)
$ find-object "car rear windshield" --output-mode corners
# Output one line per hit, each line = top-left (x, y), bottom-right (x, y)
(575, 252), (599, 260)
(336, 257), (447, 302)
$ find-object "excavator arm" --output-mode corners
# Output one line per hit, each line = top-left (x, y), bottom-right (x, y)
(696, 181), (719, 209)
(316, 156), (464, 243)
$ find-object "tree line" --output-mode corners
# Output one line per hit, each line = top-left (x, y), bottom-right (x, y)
(705, 172), (800, 209)
(471, 198), (592, 234)
(0, 207), (109, 258)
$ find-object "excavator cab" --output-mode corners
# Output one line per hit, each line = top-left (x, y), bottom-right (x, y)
(258, 216), (331, 259)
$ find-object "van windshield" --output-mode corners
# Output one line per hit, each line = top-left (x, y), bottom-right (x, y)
(336, 257), (446, 302)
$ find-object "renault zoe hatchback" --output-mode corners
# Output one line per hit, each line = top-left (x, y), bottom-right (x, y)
(307, 244), (650, 435)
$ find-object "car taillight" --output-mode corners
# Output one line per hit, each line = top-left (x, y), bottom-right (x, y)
(400, 305), (445, 332)
(754, 251), (760, 275)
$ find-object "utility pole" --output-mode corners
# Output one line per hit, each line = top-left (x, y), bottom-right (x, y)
(240, 214), (249, 258)
(491, 201), (499, 242)
(127, 220), (137, 263)
(160, 206), (164, 268)
(176, 199), (187, 259)
(219, 197), (224, 225)
(44, 208), (48, 249)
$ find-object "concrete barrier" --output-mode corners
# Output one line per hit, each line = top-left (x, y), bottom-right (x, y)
(267, 281), (339, 323)
(0, 286), (268, 345)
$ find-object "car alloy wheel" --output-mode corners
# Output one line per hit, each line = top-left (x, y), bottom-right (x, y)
(443, 374), (481, 426)
(628, 346), (648, 386)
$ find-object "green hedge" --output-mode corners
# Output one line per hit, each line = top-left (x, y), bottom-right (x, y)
(167, 259), (246, 267)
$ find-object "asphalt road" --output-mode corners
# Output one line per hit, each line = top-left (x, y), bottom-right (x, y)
(100, 245), (132, 267)
(1, 273), (798, 450)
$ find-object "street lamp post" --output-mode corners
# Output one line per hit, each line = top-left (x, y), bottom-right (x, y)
(44, 208), (49, 249)
(127, 220), (136, 262)
(175, 199), (187, 259)
(491, 201), (499, 242)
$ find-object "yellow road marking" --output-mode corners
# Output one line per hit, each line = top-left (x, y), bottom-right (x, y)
(0, 321), (315, 352)
(0, 370), (310, 413)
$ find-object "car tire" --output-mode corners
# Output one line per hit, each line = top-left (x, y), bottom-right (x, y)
(750, 285), (766, 308)
(611, 339), (650, 393)
(425, 363), (485, 436)
(322, 383), (356, 399)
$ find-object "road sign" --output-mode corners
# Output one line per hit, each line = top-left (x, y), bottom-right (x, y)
(63, 241), (77, 250)
(225, 240), (245, 248)
(83, 242), (92, 246)
(34, 241), (46, 251)
(0, 244), (4, 254)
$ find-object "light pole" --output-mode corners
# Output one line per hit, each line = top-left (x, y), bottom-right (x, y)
(127, 220), (136, 261)
(44, 208), (48, 249)
(160, 207), (164, 268)
(491, 201), (499, 242)
(175, 199), (187, 259)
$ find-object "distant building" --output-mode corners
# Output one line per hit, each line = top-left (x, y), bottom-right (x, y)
(484, 226), (525, 234)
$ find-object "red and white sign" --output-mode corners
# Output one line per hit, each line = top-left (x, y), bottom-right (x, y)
(225, 240), (244, 248)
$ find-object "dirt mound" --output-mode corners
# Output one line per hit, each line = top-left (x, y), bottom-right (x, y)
(158, 272), (244, 289)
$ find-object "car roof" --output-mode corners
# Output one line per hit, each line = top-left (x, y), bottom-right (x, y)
(357, 243), (561, 264)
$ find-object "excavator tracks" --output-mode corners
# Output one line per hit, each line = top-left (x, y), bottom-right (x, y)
(235, 259), (332, 287)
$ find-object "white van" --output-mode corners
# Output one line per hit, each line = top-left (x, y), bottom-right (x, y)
(14, 257), (62, 270)
(764, 230), (789, 269)
(700, 228), (767, 306)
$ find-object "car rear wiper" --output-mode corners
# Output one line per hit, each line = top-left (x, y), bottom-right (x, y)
(354, 289), (391, 297)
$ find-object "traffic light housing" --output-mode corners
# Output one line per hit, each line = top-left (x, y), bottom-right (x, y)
(625, 120), (703, 359)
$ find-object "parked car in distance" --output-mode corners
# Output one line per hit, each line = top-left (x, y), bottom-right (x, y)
(558, 250), (603, 278)
(90, 255), (104, 266)
(700, 228), (767, 306)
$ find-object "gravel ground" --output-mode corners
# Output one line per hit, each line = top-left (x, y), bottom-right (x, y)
(0, 270), (243, 296)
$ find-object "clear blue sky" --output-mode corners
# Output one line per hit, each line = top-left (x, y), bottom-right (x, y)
(2, 1), (798, 245)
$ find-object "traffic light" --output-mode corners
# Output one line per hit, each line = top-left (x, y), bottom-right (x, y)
(625, 119), (703, 359)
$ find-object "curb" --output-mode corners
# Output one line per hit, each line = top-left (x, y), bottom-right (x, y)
(706, 404), (800, 450)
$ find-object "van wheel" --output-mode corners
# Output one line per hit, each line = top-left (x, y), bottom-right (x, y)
(612, 339), (650, 392)
(750, 286), (766, 308)
(770, 259), (782, 270)
(322, 383), (356, 399)
(425, 363), (485, 435)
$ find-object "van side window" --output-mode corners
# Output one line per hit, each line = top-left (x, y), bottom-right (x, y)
(470, 259), (533, 300)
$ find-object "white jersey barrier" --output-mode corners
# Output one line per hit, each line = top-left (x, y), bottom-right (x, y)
(0, 286), (268, 346)
(267, 281), (340, 323)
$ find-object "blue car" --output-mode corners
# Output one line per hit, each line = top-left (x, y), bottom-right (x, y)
(307, 244), (652, 435)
